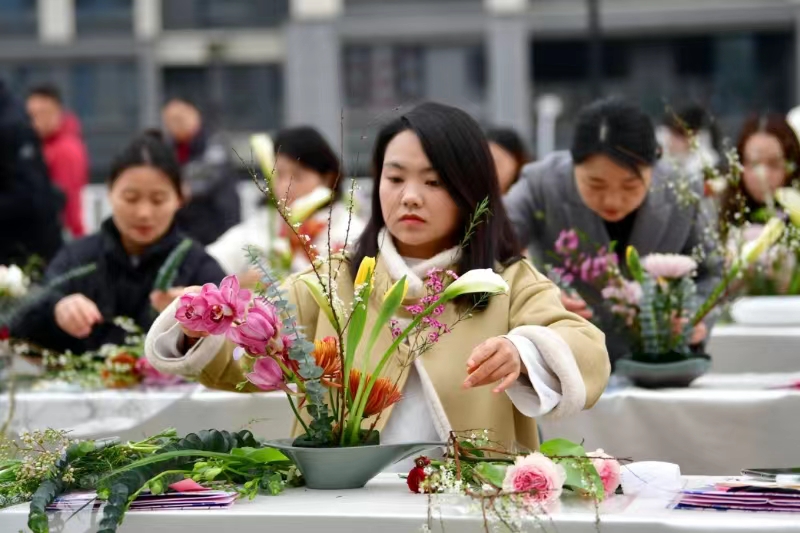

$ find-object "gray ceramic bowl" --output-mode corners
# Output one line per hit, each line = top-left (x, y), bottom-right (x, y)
(615, 357), (711, 389)
(266, 439), (444, 490)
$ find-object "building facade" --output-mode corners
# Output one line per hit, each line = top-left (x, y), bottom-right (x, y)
(1, 0), (798, 178)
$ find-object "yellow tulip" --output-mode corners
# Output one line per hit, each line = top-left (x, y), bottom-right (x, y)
(440, 269), (508, 301)
(354, 256), (376, 288)
(383, 277), (409, 303)
(776, 187), (800, 227)
(741, 217), (785, 265)
(250, 134), (275, 189)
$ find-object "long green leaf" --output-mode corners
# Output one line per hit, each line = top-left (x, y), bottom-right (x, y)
(153, 238), (193, 292)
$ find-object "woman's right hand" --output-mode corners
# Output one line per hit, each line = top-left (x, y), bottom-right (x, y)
(560, 292), (593, 320)
(54, 294), (103, 339)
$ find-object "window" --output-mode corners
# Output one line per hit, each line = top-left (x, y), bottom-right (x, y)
(162, 65), (283, 132)
(75, 0), (133, 35)
(163, 0), (289, 30)
(0, 0), (36, 37)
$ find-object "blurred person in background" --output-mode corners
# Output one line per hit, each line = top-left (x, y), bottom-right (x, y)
(162, 97), (240, 245)
(27, 84), (89, 238)
(207, 126), (365, 281)
(0, 78), (64, 267)
(657, 104), (721, 196)
(12, 131), (224, 354)
(720, 114), (800, 235)
(486, 127), (532, 194)
(504, 97), (721, 366)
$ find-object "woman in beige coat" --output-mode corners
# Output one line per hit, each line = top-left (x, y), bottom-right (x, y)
(146, 103), (611, 452)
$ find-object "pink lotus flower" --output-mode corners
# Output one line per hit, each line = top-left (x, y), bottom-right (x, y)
(176, 275), (251, 335)
(587, 449), (621, 496)
(135, 358), (185, 387)
(226, 297), (284, 357)
(641, 254), (697, 279)
(502, 452), (566, 505)
(246, 356), (289, 392)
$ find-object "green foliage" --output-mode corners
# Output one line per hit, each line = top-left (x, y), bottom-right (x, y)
(153, 239), (193, 292)
(474, 462), (507, 488)
(540, 439), (604, 501)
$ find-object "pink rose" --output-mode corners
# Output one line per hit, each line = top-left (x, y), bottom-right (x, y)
(587, 449), (621, 496)
(135, 358), (184, 387)
(246, 357), (289, 392)
(502, 452), (566, 505)
(226, 297), (284, 357)
(175, 275), (251, 335)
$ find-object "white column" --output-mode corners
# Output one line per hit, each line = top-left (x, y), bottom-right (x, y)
(134, 0), (161, 40)
(38, 0), (75, 43)
(484, 0), (531, 142)
(286, 0), (343, 146)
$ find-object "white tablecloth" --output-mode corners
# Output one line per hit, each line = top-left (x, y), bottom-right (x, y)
(540, 373), (800, 476)
(0, 475), (797, 532)
(708, 325), (800, 373)
(1, 384), (292, 442)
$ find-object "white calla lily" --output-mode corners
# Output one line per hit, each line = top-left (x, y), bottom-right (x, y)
(740, 217), (785, 265)
(0, 264), (28, 297)
(441, 269), (509, 301)
(289, 187), (334, 224)
(776, 187), (800, 227)
(250, 134), (275, 189)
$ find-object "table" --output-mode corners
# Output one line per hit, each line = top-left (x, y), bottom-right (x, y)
(707, 325), (800, 373)
(0, 475), (797, 532)
(1, 384), (293, 442)
(539, 373), (800, 476)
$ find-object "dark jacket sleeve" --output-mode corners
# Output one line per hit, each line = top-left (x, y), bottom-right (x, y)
(179, 245), (226, 287)
(10, 244), (87, 352)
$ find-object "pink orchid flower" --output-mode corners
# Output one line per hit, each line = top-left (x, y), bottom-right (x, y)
(226, 297), (283, 357)
(175, 275), (251, 335)
(246, 356), (290, 392)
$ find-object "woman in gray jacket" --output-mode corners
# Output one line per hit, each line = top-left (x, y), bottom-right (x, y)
(504, 98), (722, 365)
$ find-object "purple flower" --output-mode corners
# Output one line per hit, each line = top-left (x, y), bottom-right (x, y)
(427, 332), (440, 343)
(554, 230), (580, 255)
(405, 304), (425, 315)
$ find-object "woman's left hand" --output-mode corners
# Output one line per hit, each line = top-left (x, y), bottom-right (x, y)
(463, 337), (526, 394)
(149, 287), (186, 313)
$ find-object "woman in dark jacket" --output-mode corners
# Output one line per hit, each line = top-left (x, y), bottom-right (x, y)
(504, 97), (723, 365)
(13, 131), (225, 354)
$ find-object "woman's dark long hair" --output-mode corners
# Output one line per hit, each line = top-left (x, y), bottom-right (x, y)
(720, 113), (800, 230)
(350, 102), (521, 284)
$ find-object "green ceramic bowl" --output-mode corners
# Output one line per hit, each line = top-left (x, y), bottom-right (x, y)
(615, 356), (711, 389)
(266, 439), (444, 490)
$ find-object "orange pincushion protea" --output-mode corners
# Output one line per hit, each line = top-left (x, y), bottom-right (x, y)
(348, 369), (402, 417)
(291, 336), (342, 386)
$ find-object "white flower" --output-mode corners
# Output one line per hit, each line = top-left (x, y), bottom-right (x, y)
(289, 187), (334, 224)
(441, 269), (509, 301)
(641, 254), (697, 279)
(776, 187), (800, 227)
(0, 264), (29, 297)
(741, 217), (785, 265)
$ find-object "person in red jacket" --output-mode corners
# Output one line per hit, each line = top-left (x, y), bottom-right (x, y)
(27, 84), (89, 238)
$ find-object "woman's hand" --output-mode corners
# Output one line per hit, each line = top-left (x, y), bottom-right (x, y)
(149, 287), (186, 313)
(463, 337), (526, 394)
(239, 269), (263, 289)
(672, 317), (708, 345)
(54, 294), (103, 339)
(560, 292), (593, 320)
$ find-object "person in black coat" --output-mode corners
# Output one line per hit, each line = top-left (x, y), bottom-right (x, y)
(0, 78), (64, 266)
(162, 98), (241, 245)
(12, 131), (225, 354)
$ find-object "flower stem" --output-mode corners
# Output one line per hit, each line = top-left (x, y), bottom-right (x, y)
(285, 392), (311, 436)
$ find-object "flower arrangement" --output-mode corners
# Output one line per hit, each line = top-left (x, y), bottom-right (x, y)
(40, 317), (183, 390)
(406, 432), (622, 532)
(176, 261), (508, 448)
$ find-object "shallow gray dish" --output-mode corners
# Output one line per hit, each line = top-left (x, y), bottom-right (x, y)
(615, 357), (711, 389)
(267, 439), (443, 490)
